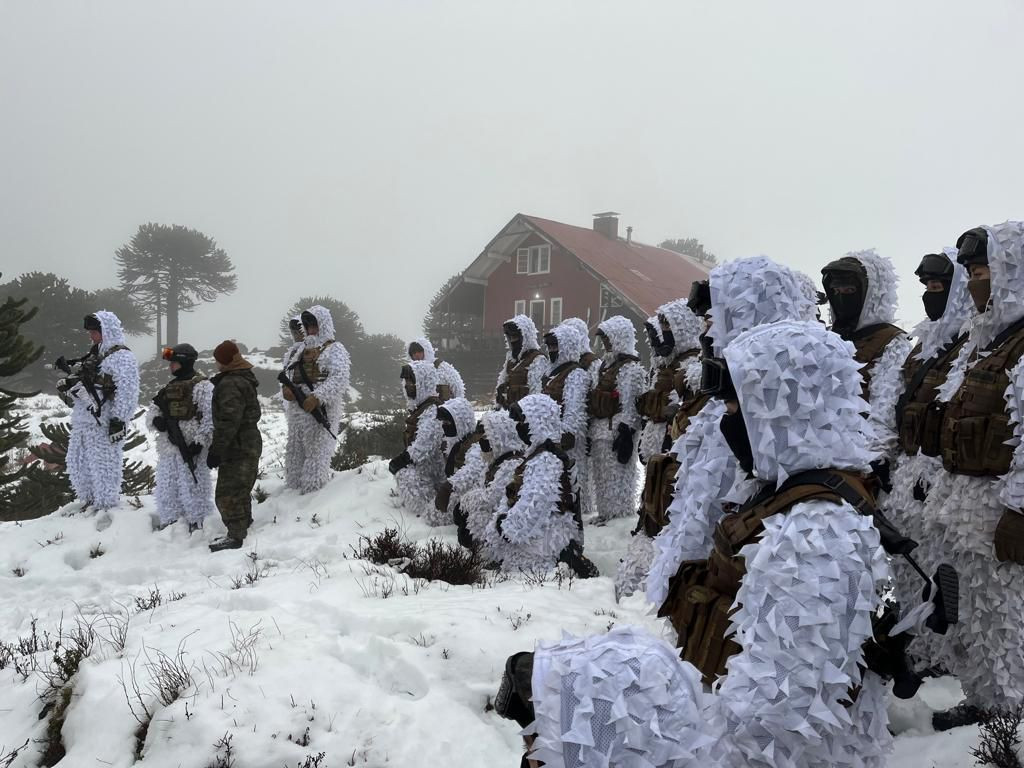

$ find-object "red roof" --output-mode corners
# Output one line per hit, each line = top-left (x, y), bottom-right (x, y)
(521, 215), (711, 316)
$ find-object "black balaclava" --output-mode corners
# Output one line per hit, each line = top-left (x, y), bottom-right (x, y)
(288, 318), (304, 344)
(438, 408), (458, 438)
(401, 364), (417, 400)
(956, 227), (991, 313)
(914, 252), (955, 322)
(543, 332), (559, 364)
(720, 409), (754, 475)
(643, 322), (660, 353)
(509, 403), (531, 446)
(654, 315), (675, 358)
(821, 256), (869, 335)
(504, 321), (524, 359)
(84, 314), (102, 332)
(687, 280), (711, 317)
(595, 330), (610, 356)
(163, 343), (198, 380)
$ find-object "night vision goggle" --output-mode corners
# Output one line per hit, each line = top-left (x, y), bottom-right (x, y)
(699, 356), (736, 400)
(688, 280), (711, 317)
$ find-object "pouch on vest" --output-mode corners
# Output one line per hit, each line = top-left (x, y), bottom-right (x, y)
(899, 402), (926, 456)
(436, 383), (453, 402)
(942, 413), (1014, 476)
(588, 389), (620, 420)
(640, 453), (679, 536)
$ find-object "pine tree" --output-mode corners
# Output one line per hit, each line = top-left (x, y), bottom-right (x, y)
(659, 237), (718, 266)
(422, 273), (463, 341)
(0, 286), (44, 512)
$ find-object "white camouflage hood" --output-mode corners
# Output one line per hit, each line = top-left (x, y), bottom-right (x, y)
(657, 298), (702, 355)
(410, 336), (436, 363)
(517, 393), (562, 448)
(547, 324), (582, 367)
(480, 409), (525, 456)
(724, 320), (877, 485)
(405, 360), (439, 408)
(827, 249), (900, 330)
(913, 247), (973, 362)
(438, 397), (477, 441)
(597, 315), (638, 358)
(967, 221), (1024, 350)
(562, 317), (593, 354)
(504, 314), (540, 357)
(94, 310), (127, 354)
(709, 256), (818, 354)
(304, 305), (337, 346)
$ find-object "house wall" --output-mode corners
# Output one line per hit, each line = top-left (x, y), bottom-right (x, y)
(482, 232), (603, 336)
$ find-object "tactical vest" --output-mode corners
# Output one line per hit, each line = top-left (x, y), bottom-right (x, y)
(588, 354), (641, 420)
(939, 323), (1024, 476)
(542, 361), (581, 406)
(579, 351), (598, 371)
(159, 373), (205, 421)
(403, 396), (441, 448)
(849, 323), (905, 401)
(291, 340), (334, 387)
(896, 335), (968, 456)
(485, 451), (521, 486)
(505, 441), (576, 515)
(658, 470), (874, 685)
(497, 349), (543, 408)
(433, 359), (453, 402)
(637, 350), (699, 422)
(84, 344), (130, 401)
(445, 430), (483, 478)
(639, 452), (680, 536)
(670, 392), (712, 441)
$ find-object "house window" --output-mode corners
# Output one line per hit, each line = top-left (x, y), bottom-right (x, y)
(516, 244), (551, 275)
(530, 299), (545, 328)
(514, 299), (526, 316)
(549, 297), (563, 326)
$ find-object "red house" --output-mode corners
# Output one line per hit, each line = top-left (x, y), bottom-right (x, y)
(430, 212), (712, 396)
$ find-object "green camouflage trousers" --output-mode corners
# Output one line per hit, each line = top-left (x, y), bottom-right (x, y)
(215, 456), (259, 540)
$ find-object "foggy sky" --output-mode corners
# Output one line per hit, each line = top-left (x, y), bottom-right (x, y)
(2, 1), (1022, 352)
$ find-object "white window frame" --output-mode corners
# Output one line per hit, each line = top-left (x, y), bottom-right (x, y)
(514, 299), (526, 316)
(549, 297), (563, 327)
(516, 248), (530, 274)
(529, 299), (545, 328)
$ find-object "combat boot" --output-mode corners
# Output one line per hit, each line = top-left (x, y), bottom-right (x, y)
(209, 536), (244, 552)
(932, 702), (985, 731)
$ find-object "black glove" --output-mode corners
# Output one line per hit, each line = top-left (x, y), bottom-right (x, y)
(206, 451), (221, 470)
(612, 423), (635, 464)
(495, 513), (511, 542)
(560, 432), (576, 451)
(152, 415), (168, 432)
(870, 458), (892, 495)
(108, 418), (126, 445)
(995, 509), (1024, 564)
(388, 451), (412, 475)
(913, 479), (928, 502)
(189, 442), (203, 457)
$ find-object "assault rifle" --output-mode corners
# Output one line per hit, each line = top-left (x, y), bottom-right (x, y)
(152, 390), (199, 483)
(54, 350), (103, 425)
(277, 370), (337, 439)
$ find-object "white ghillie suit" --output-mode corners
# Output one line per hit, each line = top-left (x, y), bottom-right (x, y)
(932, 221), (1024, 710)
(884, 250), (972, 662)
(587, 315), (645, 521)
(431, 396), (484, 528)
(409, 336), (465, 401)
(461, 409), (525, 560)
(495, 313), (546, 409)
(284, 305), (350, 494)
(395, 361), (446, 518)
(486, 394), (580, 573)
(530, 321), (893, 768)
(561, 316), (600, 517)
(66, 311), (140, 510)
(148, 371), (215, 528)
(827, 249), (913, 460)
(646, 257), (818, 608)
(282, 317), (306, 490)
(541, 324), (590, 496)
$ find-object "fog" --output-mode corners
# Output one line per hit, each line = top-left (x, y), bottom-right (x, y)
(2, 0), (1022, 351)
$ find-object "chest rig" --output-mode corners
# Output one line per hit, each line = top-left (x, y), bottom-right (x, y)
(290, 340), (334, 388)
(505, 440), (577, 516)
(848, 323), (905, 401)
(403, 396), (441, 448)
(937, 321), (1024, 476)
(445, 430), (483, 477)
(485, 451), (521, 485)
(159, 373), (205, 421)
(497, 349), (543, 408)
(895, 335), (968, 456)
(637, 349), (699, 423)
(588, 354), (640, 421)
(658, 470), (874, 685)
(541, 361), (581, 406)
(670, 392), (712, 442)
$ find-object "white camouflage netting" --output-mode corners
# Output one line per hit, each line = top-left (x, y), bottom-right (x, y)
(410, 335), (466, 400)
(396, 360), (445, 521)
(462, 409), (525, 559)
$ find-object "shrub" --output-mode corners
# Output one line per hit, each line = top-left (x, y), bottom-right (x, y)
(972, 705), (1024, 768)
(351, 527), (482, 586)
(332, 411), (405, 471)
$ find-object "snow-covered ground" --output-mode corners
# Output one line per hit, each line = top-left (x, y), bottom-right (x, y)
(0, 397), (988, 767)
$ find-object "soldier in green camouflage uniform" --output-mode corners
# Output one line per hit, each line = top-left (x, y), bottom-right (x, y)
(207, 340), (263, 551)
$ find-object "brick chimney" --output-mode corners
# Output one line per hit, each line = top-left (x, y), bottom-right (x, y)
(592, 211), (619, 240)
